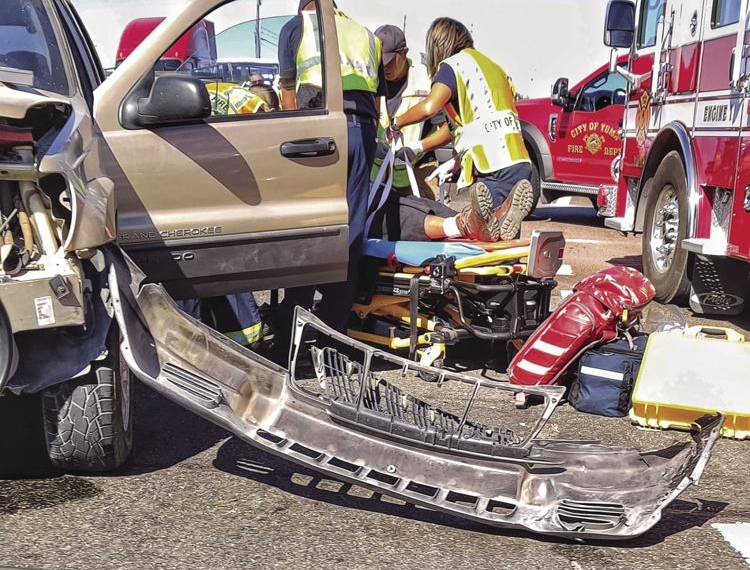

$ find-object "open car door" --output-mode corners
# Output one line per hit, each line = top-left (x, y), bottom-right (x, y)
(94, 0), (348, 298)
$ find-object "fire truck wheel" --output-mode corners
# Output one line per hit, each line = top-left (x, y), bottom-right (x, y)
(642, 151), (692, 304)
(41, 323), (134, 473)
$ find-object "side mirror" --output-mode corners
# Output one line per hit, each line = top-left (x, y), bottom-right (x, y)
(134, 74), (212, 127)
(604, 0), (636, 48)
(551, 77), (571, 110)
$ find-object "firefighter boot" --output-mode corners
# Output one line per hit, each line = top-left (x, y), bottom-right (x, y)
(455, 182), (501, 241)
(494, 179), (535, 240)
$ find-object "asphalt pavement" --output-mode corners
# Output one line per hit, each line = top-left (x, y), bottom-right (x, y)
(1, 201), (749, 570)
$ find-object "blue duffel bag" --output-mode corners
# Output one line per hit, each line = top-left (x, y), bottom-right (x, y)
(568, 332), (648, 417)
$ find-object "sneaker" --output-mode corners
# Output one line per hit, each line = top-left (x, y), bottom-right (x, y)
(494, 179), (535, 240)
(455, 182), (501, 241)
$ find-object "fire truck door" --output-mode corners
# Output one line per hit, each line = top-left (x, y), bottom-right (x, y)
(552, 69), (627, 186)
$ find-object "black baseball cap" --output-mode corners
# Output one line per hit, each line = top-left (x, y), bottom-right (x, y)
(375, 25), (407, 65)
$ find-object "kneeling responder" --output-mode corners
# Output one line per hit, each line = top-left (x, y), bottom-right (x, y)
(388, 17), (535, 241)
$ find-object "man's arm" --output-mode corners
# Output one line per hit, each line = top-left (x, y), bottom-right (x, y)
(279, 79), (298, 111)
(278, 17), (300, 111)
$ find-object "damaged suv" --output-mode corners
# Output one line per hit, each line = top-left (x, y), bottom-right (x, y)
(0, 0), (725, 540)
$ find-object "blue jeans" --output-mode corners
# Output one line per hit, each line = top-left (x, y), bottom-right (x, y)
(277, 117), (378, 344)
(478, 162), (532, 210)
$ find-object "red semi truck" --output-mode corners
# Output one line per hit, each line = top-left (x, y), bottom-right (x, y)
(116, 16), (216, 71)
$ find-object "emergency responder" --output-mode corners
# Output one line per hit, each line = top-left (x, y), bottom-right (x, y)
(246, 72), (265, 87)
(389, 17), (535, 241)
(272, 0), (385, 351)
(249, 83), (280, 111)
(371, 24), (433, 199)
(207, 82), (269, 114)
(370, 24), (498, 242)
(178, 293), (264, 350)
(181, 80), (272, 349)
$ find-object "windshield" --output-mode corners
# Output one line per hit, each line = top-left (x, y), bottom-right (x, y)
(0, 0), (70, 95)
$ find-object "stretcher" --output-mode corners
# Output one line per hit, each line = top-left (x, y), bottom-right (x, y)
(349, 229), (565, 371)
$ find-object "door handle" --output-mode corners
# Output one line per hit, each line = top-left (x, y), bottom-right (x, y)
(280, 137), (337, 158)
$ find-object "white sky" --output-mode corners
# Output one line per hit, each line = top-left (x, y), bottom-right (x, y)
(72, 0), (613, 98)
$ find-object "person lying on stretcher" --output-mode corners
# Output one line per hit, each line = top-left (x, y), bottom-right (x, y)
(368, 152), (529, 242)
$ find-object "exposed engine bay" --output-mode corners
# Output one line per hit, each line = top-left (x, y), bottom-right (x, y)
(0, 77), (86, 337)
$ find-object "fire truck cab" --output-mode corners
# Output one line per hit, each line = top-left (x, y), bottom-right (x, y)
(601, 0), (750, 316)
(517, 57), (628, 208)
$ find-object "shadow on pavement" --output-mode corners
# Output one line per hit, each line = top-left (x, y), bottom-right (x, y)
(529, 205), (603, 229)
(213, 435), (705, 545)
(0, 392), (57, 478)
(606, 254), (643, 271)
(123, 381), (231, 475)
(213, 435), (554, 540)
(0, 476), (102, 515)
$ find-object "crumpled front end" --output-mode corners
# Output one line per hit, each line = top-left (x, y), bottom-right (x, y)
(0, 77), (116, 394)
(110, 253), (724, 540)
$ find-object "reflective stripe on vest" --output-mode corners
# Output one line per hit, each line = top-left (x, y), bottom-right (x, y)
(206, 83), (266, 115)
(443, 48), (529, 181)
(297, 9), (381, 93)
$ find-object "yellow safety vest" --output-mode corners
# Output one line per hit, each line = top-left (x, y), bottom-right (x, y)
(372, 61), (429, 189)
(297, 9), (381, 93)
(442, 48), (529, 185)
(206, 83), (268, 115)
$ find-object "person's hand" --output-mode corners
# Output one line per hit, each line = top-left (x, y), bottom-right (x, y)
(394, 141), (424, 165)
(426, 157), (458, 185)
(385, 117), (401, 143)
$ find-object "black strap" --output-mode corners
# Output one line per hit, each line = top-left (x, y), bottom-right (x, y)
(408, 274), (420, 360)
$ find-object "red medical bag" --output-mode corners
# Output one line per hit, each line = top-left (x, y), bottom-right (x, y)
(507, 266), (655, 387)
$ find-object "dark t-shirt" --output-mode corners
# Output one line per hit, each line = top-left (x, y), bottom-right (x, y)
(278, 14), (385, 119)
(433, 63), (460, 114)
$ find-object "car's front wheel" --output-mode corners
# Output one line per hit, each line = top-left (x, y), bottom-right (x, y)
(42, 323), (133, 473)
(642, 151), (692, 304)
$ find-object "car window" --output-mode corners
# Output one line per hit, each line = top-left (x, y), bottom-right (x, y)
(638, 0), (666, 48)
(111, 0), (324, 117)
(576, 70), (628, 112)
(167, 0), (323, 117)
(0, 0), (70, 95)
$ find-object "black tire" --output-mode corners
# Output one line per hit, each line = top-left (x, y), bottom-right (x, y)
(642, 151), (692, 304)
(42, 323), (133, 473)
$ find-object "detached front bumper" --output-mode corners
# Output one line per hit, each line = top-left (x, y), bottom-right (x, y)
(109, 255), (724, 540)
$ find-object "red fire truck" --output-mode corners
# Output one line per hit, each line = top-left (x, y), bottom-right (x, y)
(517, 56), (628, 208)
(598, 0), (750, 316)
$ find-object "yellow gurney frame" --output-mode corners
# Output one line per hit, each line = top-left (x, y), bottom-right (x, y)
(349, 230), (565, 369)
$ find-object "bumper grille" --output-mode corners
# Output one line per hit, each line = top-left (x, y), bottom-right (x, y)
(557, 499), (625, 531)
(315, 346), (524, 458)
